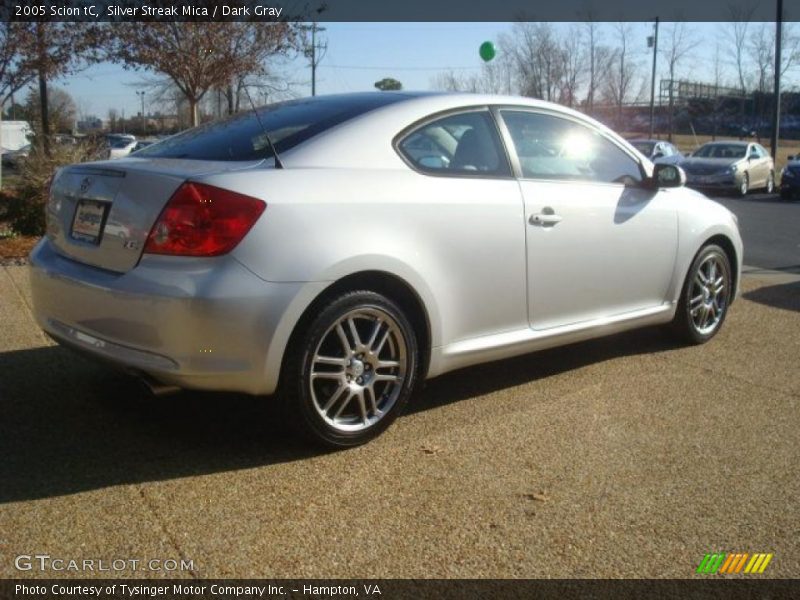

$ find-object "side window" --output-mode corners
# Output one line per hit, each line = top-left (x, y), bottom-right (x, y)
(398, 111), (510, 176)
(500, 110), (643, 185)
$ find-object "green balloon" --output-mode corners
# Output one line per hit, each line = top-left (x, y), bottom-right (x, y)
(479, 41), (496, 62)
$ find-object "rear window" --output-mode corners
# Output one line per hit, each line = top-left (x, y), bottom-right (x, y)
(135, 93), (409, 161)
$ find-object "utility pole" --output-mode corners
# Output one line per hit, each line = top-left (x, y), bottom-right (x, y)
(770, 0), (783, 162)
(301, 22), (327, 96)
(648, 17), (659, 139)
(136, 91), (146, 136)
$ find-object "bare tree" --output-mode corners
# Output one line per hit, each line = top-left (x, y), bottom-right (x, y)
(602, 23), (640, 126)
(25, 86), (77, 133)
(583, 19), (601, 111)
(778, 23), (800, 79)
(501, 22), (563, 101)
(558, 25), (585, 107)
(725, 3), (757, 92)
(749, 23), (774, 93)
(660, 22), (700, 140)
(109, 21), (295, 127)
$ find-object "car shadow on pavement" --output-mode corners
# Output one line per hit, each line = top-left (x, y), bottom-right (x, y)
(743, 280), (800, 313)
(0, 327), (683, 504)
(411, 325), (683, 415)
(0, 346), (317, 504)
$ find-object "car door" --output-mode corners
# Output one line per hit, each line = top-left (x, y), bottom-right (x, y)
(747, 144), (767, 187)
(395, 108), (528, 343)
(497, 109), (678, 331)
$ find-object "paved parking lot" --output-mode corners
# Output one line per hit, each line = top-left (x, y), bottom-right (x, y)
(1, 258), (798, 578)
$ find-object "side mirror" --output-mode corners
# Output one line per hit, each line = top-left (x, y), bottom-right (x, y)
(652, 163), (686, 188)
(652, 152), (664, 160)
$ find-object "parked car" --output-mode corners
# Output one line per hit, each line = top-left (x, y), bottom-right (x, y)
(131, 140), (155, 153)
(105, 134), (137, 159)
(780, 155), (800, 201)
(29, 92), (743, 447)
(628, 139), (684, 165)
(1, 143), (30, 168)
(681, 141), (775, 196)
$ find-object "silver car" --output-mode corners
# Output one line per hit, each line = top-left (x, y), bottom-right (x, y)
(681, 141), (775, 196)
(628, 139), (684, 165)
(30, 92), (743, 447)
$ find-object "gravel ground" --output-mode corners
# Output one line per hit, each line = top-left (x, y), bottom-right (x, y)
(0, 265), (797, 579)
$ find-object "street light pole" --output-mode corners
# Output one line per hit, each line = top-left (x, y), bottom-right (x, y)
(770, 0), (783, 162)
(648, 17), (659, 139)
(136, 91), (146, 136)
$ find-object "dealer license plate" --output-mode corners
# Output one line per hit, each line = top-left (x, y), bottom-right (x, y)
(71, 200), (108, 244)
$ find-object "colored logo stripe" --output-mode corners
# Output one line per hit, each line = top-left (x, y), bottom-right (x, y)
(697, 553), (726, 573)
(697, 553), (773, 574)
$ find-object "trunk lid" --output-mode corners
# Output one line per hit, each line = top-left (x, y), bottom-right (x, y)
(46, 157), (264, 273)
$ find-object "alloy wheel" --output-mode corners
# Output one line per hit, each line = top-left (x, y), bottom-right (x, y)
(689, 254), (728, 336)
(308, 307), (408, 432)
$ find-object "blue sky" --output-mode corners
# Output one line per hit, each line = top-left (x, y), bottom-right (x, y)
(44, 22), (796, 120)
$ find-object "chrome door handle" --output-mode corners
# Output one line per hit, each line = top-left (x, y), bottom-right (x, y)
(529, 212), (563, 226)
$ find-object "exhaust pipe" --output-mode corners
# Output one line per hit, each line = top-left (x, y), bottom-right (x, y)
(134, 372), (182, 397)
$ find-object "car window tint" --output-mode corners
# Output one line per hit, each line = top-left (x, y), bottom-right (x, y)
(135, 93), (407, 161)
(695, 144), (747, 159)
(399, 111), (510, 176)
(501, 110), (642, 185)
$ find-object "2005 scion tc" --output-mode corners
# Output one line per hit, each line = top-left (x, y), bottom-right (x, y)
(30, 92), (743, 447)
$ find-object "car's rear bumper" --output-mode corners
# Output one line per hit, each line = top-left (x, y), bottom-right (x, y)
(29, 238), (318, 395)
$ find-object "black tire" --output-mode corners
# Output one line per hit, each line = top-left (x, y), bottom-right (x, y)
(780, 189), (792, 201)
(737, 173), (749, 197)
(672, 244), (733, 345)
(282, 290), (419, 448)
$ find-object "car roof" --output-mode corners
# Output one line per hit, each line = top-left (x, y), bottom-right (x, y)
(287, 91), (642, 170)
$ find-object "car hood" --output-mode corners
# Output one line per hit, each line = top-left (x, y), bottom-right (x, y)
(681, 158), (742, 170)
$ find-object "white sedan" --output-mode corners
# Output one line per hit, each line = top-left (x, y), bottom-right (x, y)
(30, 92), (742, 447)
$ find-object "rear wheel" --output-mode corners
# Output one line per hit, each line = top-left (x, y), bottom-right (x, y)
(283, 290), (419, 448)
(672, 244), (732, 344)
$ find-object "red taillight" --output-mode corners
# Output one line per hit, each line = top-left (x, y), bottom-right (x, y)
(144, 182), (266, 257)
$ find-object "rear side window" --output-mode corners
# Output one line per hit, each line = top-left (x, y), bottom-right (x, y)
(398, 111), (510, 176)
(135, 94), (408, 161)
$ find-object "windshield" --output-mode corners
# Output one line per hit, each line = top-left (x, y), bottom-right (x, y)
(631, 142), (655, 156)
(693, 144), (747, 159)
(135, 93), (409, 161)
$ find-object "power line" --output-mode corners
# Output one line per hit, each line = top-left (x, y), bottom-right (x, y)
(322, 64), (482, 72)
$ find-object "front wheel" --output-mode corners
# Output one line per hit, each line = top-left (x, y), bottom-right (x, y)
(672, 244), (732, 345)
(737, 173), (749, 197)
(283, 290), (419, 448)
